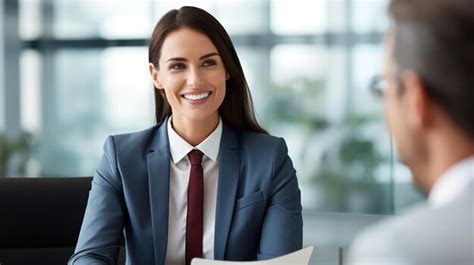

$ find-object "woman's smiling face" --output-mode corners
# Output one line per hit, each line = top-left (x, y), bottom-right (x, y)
(152, 27), (228, 125)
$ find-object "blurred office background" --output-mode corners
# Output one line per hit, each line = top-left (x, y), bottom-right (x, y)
(0, 0), (424, 263)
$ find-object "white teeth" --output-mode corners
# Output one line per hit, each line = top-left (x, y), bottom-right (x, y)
(183, 92), (210, 101)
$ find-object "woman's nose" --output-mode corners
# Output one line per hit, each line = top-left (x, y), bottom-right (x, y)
(186, 67), (204, 88)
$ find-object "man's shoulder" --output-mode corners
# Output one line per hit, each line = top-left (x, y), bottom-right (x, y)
(348, 203), (427, 262)
(349, 197), (473, 264)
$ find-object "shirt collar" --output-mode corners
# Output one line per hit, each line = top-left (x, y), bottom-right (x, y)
(428, 155), (474, 208)
(167, 116), (222, 164)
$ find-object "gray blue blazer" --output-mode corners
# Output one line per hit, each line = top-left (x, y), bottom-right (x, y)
(69, 119), (303, 265)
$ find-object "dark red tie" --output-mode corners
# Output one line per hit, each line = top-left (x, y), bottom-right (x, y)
(186, 150), (204, 265)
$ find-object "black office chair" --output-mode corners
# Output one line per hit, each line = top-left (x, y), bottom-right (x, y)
(0, 177), (125, 265)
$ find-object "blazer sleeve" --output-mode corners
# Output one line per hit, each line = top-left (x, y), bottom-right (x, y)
(258, 138), (303, 259)
(69, 136), (125, 265)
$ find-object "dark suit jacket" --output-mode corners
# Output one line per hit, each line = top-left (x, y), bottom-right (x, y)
(69, 119), (303, 264)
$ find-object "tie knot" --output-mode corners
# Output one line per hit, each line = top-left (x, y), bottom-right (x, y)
(188, 150), (203, 166)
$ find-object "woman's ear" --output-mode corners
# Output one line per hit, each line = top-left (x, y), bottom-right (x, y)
(149, 63), (163, 89)
(225, 72), (230, 80)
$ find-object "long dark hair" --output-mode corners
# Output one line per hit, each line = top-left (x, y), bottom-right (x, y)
(148, 6), (267, 134)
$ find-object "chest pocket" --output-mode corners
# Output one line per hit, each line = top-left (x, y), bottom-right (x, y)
(227, 190), (265, 259)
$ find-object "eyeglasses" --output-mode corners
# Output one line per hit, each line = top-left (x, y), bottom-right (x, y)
(369, 75), (388, 98)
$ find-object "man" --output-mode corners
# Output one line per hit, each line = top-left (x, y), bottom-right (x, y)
(348, 0), (474, 264)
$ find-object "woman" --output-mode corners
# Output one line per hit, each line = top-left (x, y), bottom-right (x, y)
(69, 6), (302, 265)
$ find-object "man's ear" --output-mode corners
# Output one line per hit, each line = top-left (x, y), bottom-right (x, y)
(400, 70), (432, 130)
(149, 63), (163, 89)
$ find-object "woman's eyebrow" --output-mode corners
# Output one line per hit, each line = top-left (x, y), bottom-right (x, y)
(166, 57), (187, 63)
(166, 52), (219, 63)
(199, 52), (219, 60)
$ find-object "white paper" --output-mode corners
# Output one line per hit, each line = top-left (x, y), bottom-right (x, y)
(191, 246), (314, 265)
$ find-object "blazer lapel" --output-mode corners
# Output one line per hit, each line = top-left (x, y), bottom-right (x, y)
(147, 119), (170, 265)
(214, 124), (240, 260)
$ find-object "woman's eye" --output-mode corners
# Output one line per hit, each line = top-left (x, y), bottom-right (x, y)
(169, 63), (185, 70)
(202, 59), (217, 67)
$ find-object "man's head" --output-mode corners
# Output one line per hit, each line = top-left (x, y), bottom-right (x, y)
(383, 0), (474, 193)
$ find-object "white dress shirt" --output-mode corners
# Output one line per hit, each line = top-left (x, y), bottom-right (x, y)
(348, 155), (474, 265)
(428, 155), (474, 208)
(165, 117), (222, 265)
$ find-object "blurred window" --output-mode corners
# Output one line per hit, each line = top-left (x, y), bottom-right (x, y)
(7, 0), (423, 217)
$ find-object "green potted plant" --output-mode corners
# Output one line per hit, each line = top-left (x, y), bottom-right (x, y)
(0, 132), (33, 177)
